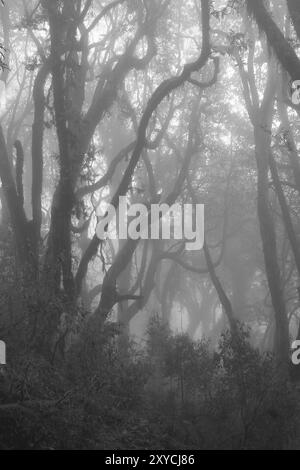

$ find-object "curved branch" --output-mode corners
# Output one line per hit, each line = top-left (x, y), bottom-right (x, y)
(76, 0), (212, 297)
(76, 141), (135, 200)
(14, 140), (24, 209)
(246, 0), (300, 81)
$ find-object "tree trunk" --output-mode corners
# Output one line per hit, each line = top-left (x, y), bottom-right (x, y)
(287, 0), (300, 41)
(254, 123), (289, 369)
(0, 126), (34, 275)
(246, 0), (300, 80)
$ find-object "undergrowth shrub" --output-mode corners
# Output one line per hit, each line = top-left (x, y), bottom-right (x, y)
(0, 309), (299, 449)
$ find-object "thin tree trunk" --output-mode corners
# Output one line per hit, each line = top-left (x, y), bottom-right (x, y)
(32, 62), (49, 262)
(0, 126), (32, 271)
(203, 241), (237, 335)
(269, 152), (300, 277)
(254, 122), (289, 369)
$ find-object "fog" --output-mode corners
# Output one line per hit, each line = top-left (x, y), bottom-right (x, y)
(0, 0), (300, 451)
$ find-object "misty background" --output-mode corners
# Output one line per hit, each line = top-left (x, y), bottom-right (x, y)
(0, 0), (300, 450)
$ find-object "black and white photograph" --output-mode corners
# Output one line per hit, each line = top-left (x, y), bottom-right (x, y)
(0, 0), (300, 452)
